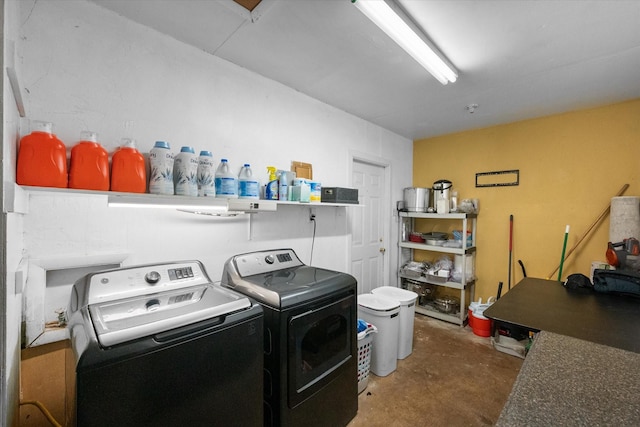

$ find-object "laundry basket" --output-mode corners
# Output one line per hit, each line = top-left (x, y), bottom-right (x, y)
(357, 321), (378, 394)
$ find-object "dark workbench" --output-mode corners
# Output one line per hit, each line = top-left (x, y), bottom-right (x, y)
(486, 277), (640, 425)
(483, 277), (640, 353)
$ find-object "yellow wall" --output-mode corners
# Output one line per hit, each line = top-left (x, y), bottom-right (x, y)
(414, 99), (640, 300)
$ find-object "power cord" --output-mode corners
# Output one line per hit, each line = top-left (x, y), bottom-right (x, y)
(309, 213), (316, 265)
(19, 400), (62, 427)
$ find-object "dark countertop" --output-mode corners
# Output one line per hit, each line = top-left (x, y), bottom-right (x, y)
(497, 331), (640, 426)
(483, 277), (640, 353)
(486, 278), (640, 425)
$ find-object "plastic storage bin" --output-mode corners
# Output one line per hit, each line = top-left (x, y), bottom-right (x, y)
(357, 294), (400, 377)
(357, 322), (378, 394)
(371, 286), (418, 359)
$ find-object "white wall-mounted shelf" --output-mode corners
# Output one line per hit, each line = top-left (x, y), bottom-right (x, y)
(10, 185), (361, 213)
(275, 200), (362, 208)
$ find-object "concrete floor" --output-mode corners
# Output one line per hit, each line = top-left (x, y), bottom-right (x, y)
(348, 315), (524, 427)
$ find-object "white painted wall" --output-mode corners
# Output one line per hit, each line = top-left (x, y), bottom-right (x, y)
(1, 0), (412, 422)
(2, 0), (25, 422)
(13, 1), (413, 336)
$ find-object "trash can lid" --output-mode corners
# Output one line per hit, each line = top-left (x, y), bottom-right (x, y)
(358, 293), (400, 311)
(371, 286), (418, 305)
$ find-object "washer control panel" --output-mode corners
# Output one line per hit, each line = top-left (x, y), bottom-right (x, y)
(86, 261), (209, 305)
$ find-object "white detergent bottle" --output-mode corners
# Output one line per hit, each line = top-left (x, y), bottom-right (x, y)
(149, 141), (174, 195)
(174, 146), (198, 196)
(238, 163), (259, 199)
(197, 151), (215, 197)
(215, 158), (238, 198)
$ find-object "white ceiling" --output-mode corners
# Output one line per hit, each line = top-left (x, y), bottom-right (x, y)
(88, 0), (640, 140)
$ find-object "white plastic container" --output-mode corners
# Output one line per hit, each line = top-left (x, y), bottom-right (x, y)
(149, 141), (174, 195)
(278, 170), (294, 201)
(174, 146), (198, 196)
(238, 163), (259, 199)
(454, 253), (475, 280)
(197, 151), (215, 197)
(371, 286), (418, 359)
(357, 294), (400, 377)
(214, 159), (238, 198)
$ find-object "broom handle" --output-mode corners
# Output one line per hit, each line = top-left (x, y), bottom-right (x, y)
(547, 183), (629, 279)
(508, 215), (513, 289)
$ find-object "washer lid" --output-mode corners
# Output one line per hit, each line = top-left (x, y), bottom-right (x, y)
(89, 283), (250, 347)
(371, 286), (418, 305)
(358, 293), (400, 311)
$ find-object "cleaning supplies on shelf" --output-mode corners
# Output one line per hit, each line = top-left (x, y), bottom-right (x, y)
(215, 158), (238, 198)
(110, 137), (146, 193)
(17, 120), (68, 188)
(290, 178), (311, 202)
(174, 146), (198, 196)
(69, 131), (110, 191)
(278, 170), (296, 201)
(149, 141), (175, 195)
(309, 181), (322, 203)
(265, 166), (279, 200)
(196, 151), (215, 197)
(238, 164), (259, 199)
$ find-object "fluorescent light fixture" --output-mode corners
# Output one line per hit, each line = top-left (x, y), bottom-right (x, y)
(107, 194), (229, 212)
(351, 0), (457, 84)
(107, 194), (277, 213)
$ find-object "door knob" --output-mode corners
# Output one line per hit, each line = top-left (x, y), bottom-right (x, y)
(379, 247), (386, 254)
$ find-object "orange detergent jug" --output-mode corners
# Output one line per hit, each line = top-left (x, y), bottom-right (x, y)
(16, 120), (68, 188)
(69, 131), (110, 191)
(110, 138), (146, 193)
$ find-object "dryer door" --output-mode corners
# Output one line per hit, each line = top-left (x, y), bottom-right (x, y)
(287, 293), (354, 407)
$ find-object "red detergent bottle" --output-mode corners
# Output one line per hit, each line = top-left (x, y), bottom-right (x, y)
(110, 137), (146, 193)
(16, 120), (68, 188)
(69, 131), (110, 191)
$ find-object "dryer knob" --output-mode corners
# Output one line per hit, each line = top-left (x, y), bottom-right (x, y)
(145, 271), (161, 284)
(265, 255), (275, 265)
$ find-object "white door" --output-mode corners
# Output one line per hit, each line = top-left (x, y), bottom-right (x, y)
(351, 159), (389, 295)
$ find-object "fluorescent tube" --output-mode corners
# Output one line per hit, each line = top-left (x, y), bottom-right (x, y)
(107, 194), (229, 212)
(352, 0), (457, 84)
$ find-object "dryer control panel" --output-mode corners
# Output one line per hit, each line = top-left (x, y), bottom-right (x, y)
(231, 249), (304, 277)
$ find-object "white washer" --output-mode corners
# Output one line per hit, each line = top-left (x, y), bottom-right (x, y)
(357, 294), (400, 377)
(371, 286), (418, 359)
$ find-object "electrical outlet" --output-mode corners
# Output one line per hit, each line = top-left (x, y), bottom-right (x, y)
(309, 207), (316, 222)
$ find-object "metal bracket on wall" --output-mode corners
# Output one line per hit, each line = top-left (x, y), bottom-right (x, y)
(475, 169), (520, 187)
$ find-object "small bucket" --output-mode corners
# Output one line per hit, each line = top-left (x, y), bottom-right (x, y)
(471, 312), (493, 337)
(470, 297), (495, 337)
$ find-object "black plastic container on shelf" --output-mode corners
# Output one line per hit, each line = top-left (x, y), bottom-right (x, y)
(321, 187), (359, 204)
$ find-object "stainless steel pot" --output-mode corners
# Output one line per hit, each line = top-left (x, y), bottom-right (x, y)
(433, 295), (460, 314)
(406, 280), (435, 299)
(403, 187), (430, 212)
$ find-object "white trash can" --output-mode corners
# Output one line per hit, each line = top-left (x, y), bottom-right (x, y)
(371, 286), (418, 359)
(357, 294), (400, 377)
